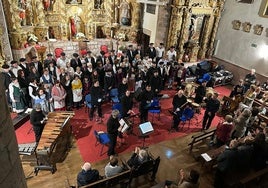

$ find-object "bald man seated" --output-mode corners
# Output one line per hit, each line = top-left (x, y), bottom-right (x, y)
(77, 162), (100, 187)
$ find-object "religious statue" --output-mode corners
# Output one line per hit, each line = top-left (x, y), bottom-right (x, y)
(119, 0), (131, 26)
(43, 0), (55, 11)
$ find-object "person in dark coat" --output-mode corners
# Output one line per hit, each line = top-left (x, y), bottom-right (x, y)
(77, 162), (100, 187)
(149, 70), (162, 96)
(118, 77), (128, 100)
(89, 80), (103, 121)
(121, 90), (134, 118)
(139, 84), (154, 123)
(171, 90), (187, 131)
(146, 43), (157, 60)
(70, 53), (82, 71)
(107, 109), (122, 156)
(29, 56), (43, 77)
(202, 93), (220, 130)
(194, 80), (207, 104)
(19, 58), (30, 78)
(127, 147), (148, 168)
(30, 103), (46, 142)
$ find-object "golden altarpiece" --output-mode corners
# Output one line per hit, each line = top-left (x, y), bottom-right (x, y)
(167, 0), (225, 62)
(0, 0), (225, 64)
(1, 0), (141, 61)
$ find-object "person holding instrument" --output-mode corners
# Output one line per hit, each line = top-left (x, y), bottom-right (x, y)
(171, 90), (187, 132)
(30, 103), (47, 142)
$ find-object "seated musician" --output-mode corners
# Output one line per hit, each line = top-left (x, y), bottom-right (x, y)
(194, 80), (207, 104)
(261, 79), (268, 91)
(121, 90), (134, 118)
(215, 115), (234, 147)
(104, 157), (123, 177)
(30, 103), (47, 142)
(171, 90), (187, 132)
(127, 147), (148, 168)
(77, 162), (100, 187)
(229, 79), (245, 99)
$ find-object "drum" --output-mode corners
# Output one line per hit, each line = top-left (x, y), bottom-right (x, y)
(187, 99), (193, 103)
(192, 102), (201, 113)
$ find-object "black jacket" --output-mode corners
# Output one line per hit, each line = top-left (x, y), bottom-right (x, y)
(90, 86), (103, 105)
(107, 116), (120, 135)
(77, 169), (99, 187)
(30, 109), (45, 128)
(121, 95), (133, 117)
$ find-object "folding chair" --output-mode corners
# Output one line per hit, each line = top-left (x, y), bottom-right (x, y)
(110, 88), (120, 103)
(94, 130), (110, 156)
(180, 107), (195, 129)
(148, 98), (161, 123)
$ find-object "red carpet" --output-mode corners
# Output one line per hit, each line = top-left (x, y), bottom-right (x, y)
(15, 86), (230, 163)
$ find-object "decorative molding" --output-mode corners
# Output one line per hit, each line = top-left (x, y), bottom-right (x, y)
(232, 20), (241, 30)
(242, 22), (252, 32)
(253, 24), (264, 35)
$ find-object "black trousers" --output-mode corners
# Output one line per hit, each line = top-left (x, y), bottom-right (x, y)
(90, 103), (102, 118)
(108, 133), (117, 156)
(202, 111), (216, 130)
(33, 125), (44, 142)
(139, 106), (149, 123)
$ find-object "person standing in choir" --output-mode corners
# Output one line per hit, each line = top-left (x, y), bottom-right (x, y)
(52, 80), (67, 111)
(72, 74), (83, 109)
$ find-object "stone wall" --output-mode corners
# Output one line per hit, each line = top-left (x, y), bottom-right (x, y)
(0, 74), (27, 187)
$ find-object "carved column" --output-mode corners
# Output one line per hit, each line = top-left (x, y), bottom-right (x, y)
(178, 8), (191, 60)
(86, 1), (94, 39)
(0, 75), (27, 188)
(198, 15), (213, 59)
(207, 0), (225, 58)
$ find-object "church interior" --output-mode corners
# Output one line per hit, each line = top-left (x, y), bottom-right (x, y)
(1, 0), (268, 187)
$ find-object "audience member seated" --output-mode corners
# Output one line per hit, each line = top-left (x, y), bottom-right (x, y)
(104, 157), (123, 178)
(163, 169), (200, 188)
(229, 79), (245, 99)
(243, 69), (256, 92)
(127, 147), (148, 168)
(77, 162), (100, 187)
(215, 115), (233, 147)
(231, 108), (252, 139)
(261, 79), (268, 91)
(251, 132), (268, 171)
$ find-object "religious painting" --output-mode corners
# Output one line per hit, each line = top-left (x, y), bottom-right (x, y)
(242, 22), (252, 33)
(253, 24), (264, 35)
(259, 0), (268, 18)
(232, 20), (241, 30)
(66, 0), (82, 4)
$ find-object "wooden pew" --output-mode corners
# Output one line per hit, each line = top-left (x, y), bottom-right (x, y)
(188, 128), (216, 153)
(240, 166), (268, 186)
(79, 169), (131, 188)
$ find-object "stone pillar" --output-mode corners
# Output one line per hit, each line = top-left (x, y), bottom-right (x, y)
(0, 75), (27, 187)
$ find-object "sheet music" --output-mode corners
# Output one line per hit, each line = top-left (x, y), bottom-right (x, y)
(139, 122), (154, 134)
(201, 153), (212, 162)
(119, 119), (129, 133)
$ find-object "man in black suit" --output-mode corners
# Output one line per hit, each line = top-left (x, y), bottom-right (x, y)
(70, 53), (82, 71)
(30, 56), (43, 77)
(19, 58), (30, 78)
(85, 51), (96, 69)
(43, 53), (56, 68)
(126, 45), (135, 64)
(89, 80), (103, 122)
(133, 44), (143, 60)
(146, 43), (157, 60)
(108, 50), (117, 66)
(139, 84), (154, 123)
(1, 64), (15, 104)
(171, 90), (187, 131)
(96, 50), (106, 65)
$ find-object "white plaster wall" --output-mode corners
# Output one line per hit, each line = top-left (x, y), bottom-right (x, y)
(142, 5), (159, 43)
(215, 0), (268, 76)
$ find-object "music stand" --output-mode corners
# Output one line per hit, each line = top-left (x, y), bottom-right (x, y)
(139, 122), (154, 149)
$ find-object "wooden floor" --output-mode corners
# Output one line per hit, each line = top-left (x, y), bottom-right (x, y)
(22, 132), (268, 188)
